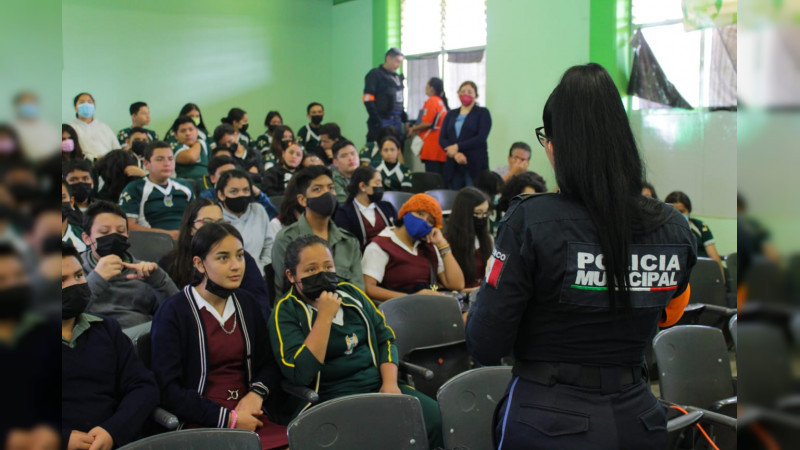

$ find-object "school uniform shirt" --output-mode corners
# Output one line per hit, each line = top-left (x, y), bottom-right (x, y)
(262, 164), (297, 196)
(222, 203), (272, 275)
(253, 132), (272, 155)
(332, 170), (350, 204)
(372, 160), (412, 192)
(333, 199), (397, 250)
(297, 124), (322, 156)
(359, 143), (382, 165)
(117, 127), (159, 148)
(62, 223), (87, 253)
(362, 227), (444, 293)
(119, 177), (193, 230)
(419, 96), (447, 163)
(172, 139), (210, 180)
(62, 313), (159, 448)
(165, 127), (208, 143)
(688, 217), (715, 258)
(69, 117), (121, 160)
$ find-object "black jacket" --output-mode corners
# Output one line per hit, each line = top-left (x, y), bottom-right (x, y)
(333, 199), (397, 250)
(439, 105), (492, 180)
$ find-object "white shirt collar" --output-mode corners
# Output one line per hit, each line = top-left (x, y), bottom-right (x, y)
(191, 286), (235, 325)
(379, 227), (420, 254)
(355, 199), (377, 213)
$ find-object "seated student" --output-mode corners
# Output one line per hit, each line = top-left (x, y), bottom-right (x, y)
(165, 103), (210, 142)
(62, 180), (86, 252)
(119, 141), (193, 240)
(362, 193), (465, 301)
(170, 116), (210, 182)
(262, 138), (304, 196)
(93, 149), (143, 202)
(68, 92), (120, 160)
(254, 110), (283, 155)
(217, 170), (272, 274)
(63, 159), (96, 213)
(361, 126), (402, 167)
(80, 201), (178, 328)
(266, 177), (304, 262)
(124, 127), (152, 173)
(201, 156), (279, 220)
(472, 170), (504, 235)
(159, 199), (271, 320)
(151, 223), (287, 449)
(642, 181), (658, 200)
(665, 191), (722, 263)
(269, 236), (443, 448)
(117, 101), (158, 148)
(221, 107), (252, 147)
(496, 171), (547, 216)
(334, 165), (396, 250)
(62, 123), (87, 163)
(61, 243), (159, 450)
(302, 152), (324, 167)
(265, 125), (296, 172)
(213, 123), (263, 187)
(271, 166), (364, 297)
(371, 136), (411, 192)
(297, 102), (324, 157)
(443, 187), (492, 291)
(492, 141), (532, 182)
(331, 139), (361, 203)
(317, 122), (341, 165)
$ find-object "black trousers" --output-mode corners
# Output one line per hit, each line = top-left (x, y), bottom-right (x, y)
(493, 376), (667, 450)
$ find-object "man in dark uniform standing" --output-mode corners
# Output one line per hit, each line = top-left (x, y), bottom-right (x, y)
(363, 48), (407, 147)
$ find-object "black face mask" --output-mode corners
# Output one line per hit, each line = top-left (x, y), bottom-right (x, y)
(95, 233), (130, 258)
(267, 124), (278, 133)
(310, 115), (324, 125)
(306, 192), (337, 218)
(0, 285), (31, 321)
(473, 216), (488, 233)
(205, 273), (236, 299)
(298, 271), (339, 301)
(224, 195), (251, 214)
(62, 283), (91, 320)
(69, 182), (92, 203)
(130, 140), (147, 157)
(62, 202), (73, 221)
(367, 187), (384, 203)
(42, 235), (63, 256)
(239, 124), (249, 133)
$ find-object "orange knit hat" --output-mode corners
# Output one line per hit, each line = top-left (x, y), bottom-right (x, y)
(398, 193), (443, 228)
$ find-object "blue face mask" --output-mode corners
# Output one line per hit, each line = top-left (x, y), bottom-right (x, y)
(403, 213), (433, 240)
(18, 102), (39, 119)
(77, 103), (95, 118)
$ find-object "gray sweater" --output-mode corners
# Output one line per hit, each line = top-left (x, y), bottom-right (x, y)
(82, 251), (178, 329)
(223, 202), (271, 274)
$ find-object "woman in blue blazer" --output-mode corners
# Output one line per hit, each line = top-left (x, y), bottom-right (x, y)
(438, 81), (492, 189)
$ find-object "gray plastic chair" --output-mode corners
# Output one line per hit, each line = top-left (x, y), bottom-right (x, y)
(130, 329), (179, 431)
(436, 366), (512, 450)
(118, 429), (260, 450)
(725, 252), (737, 294)
(383, 190), (413, 213)
(745, 256), (786, 303)
(737, 322), (799, 409)
(689, 257), (727, 308)
(411, 172), (443, 193)
(424, 189), (458, 214)
(129, 230), (174, 263)
(728, 315), (737, 349)
(287, 394), (428, 450)
(379, 294), (471, 398)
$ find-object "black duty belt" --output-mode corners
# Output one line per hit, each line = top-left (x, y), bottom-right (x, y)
(513, 361), (646, 395)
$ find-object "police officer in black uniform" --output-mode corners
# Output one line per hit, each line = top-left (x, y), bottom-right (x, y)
(465, 63), (698, 449)
(363, 47), (407, 146)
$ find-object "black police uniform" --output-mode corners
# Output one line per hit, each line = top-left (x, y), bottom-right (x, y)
(466, 193), (697, 450)
(363, 65), (407, 143)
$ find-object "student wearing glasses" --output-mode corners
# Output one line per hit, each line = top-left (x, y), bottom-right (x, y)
(443, 187), (493, 291)
(159, 199), (271, 318)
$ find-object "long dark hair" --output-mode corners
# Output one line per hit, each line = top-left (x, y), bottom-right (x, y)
(190, 221), (243, 286)
(270, 125), (294, 162)
(284, 234), (332, 293)
(61, 124), (85, 161)
(264, 110), (283, 128)
(428, 77), (449, 110)
(167, 103), (206, 136)
(93, 149), (140, 201)
(664, 191), (691, 213)
(347, 166), (378, 203)
(444, 187), (492, 282)
(544, 63), (657, 309)
(221, 108), (246, 126)
(279, 175), (304, 227)
(163, 199), (221, 288)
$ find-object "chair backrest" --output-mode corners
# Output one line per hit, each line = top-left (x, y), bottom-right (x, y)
(786, 252), (800, 301)
(791, 313), (800, 347)
(128, 231), (174, 264)
(437, 366), (512, 450)
(744, 256), (786, 303)
(688, 257), (727, 307)
(379, 295), (465, 358)
(411, 172), (443, 193)
(287, 394), (429, 450)
(269, 195), (283, 210)
(383, 191), (413, 214)
(728, 315), (737, 349)
(424, 189), (458, 214)
(652, 325), (734, 408)
(725, 252), (737, 293)
(737, 322), (793, 408)
(118, 429), (261, 450)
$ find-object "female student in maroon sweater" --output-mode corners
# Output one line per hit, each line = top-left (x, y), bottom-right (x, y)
(150, 223), (287, 449)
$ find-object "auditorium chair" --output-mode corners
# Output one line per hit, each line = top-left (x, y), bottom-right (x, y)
(383, 190), (413, 213)
(411, 172), (443, 193)
(118, 429), (260, 450)
(128, 230), (174, 263)
(424, 189), (458, 214)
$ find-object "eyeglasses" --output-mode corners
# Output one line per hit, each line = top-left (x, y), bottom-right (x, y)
(193, 218), (228, 226)
(535, 127), (549, 147)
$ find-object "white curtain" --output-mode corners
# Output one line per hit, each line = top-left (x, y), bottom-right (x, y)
(444, 49), (486, 105)
(406, 55), (441, 121)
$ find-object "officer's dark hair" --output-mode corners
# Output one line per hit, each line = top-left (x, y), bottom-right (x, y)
(346, 165), (378, 203)
(129, 126), (148, 137)
(73, 92), (94, 106)
(221, 108), (246, 125)
(544, 63), (662, 309)
(284, 234), (333, 292)
(385, 47), (403, 59)
(642, 181), (659, 200)
(332, 139), (356, 159)
(170, 115), (197, 135)
(318, 123), (341, 140)
(143, 140), (172, 162)
(264, 110), (283, 127)
(445, 187), (492, 283)
(208, 156), (236, 179)
(216, 169), (252, 195)
(191, 222), (244, 285)
(427, 77), (449, 110)
(509, 141), (531, 157)
(307, 102), (324, 114)
(664, 191), (692, 213)
(213, 124), (236, 144)
(82, 200), (127, 234)
(129, 101), (148, 116)
(63, 159), (93, 179)
(293, 165), (333, 197)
